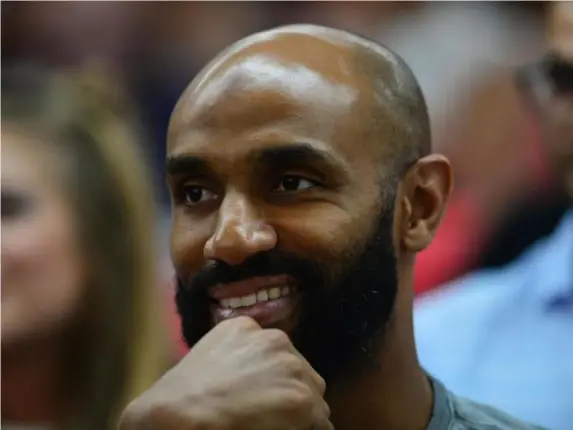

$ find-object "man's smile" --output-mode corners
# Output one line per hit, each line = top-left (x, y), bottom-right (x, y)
(209, 275), (301, 327)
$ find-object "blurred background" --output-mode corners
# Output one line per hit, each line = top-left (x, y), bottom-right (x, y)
(2, 1), (571, 429)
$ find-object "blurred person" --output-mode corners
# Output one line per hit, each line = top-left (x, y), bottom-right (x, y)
(380, 2), (548, 295)
(120, 25), (546, 430)
(1, 64), (169, 430)
(1, 2), (167, 218)
(415, 3), (573, 429)
(414, 70), (564, 294)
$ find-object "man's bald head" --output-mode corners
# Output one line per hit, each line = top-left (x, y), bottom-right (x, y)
(170, 24), (430, 187)
(349, 33), (431, 178)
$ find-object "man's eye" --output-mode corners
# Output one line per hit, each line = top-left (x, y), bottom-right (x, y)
(182, 185), (218, 206)
(272, 175), (317, 193)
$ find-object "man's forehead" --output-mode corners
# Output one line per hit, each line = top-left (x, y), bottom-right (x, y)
(172, 58), (356, 138)
(191, 27), (366, 95)
(167, 32), (372, 154)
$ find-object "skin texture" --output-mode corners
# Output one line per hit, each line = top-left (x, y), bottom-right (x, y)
(122, 24), (453, 430)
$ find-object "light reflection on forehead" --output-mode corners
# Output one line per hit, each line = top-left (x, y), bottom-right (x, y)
(191, 55), (357, 115)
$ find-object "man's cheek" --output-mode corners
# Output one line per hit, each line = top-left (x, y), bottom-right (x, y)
(274, 223), (363, 266)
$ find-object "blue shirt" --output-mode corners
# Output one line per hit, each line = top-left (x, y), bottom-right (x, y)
(415, 211), (573, 430)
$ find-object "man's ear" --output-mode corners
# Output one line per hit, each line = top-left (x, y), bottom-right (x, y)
(398, 154), (453, 252)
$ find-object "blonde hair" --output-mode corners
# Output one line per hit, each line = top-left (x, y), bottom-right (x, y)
(2, 63), (168, 430)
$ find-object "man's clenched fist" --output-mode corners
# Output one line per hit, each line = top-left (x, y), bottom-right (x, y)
(119, 317), (332, 430)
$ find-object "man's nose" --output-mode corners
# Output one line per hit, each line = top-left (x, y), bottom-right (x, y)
(203, 193), (277, 266)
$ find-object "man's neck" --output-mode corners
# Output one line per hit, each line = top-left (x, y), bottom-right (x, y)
(326, 323), (433, 430)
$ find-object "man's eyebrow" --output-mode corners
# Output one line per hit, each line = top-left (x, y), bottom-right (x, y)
(165, 155), (209, 176)
(252, 143), (343, 171)
(165, 143), (347, 179)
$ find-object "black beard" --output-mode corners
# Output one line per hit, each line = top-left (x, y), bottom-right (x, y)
(175, 206), (398, 384)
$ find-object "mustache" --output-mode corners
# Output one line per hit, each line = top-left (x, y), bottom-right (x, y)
(183, 249), (326, 296)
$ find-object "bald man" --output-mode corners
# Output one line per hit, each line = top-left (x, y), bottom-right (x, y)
(119, 26), (547, 430)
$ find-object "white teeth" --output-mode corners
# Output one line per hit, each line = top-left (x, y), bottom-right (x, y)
(241, 294), (257, 307)
(230, 298), (242, 309)
(257, 290), (269, 302)
(219, 286), (293, 309)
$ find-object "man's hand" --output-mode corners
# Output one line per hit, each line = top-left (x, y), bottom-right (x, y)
(119, 316), (332, 430)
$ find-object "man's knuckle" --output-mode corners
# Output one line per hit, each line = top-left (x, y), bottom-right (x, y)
(282, 355), (306, 378)
(263, 329), (290, 348)
(289, 382), (315, 407)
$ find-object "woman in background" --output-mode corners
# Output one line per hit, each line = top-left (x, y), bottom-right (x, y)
(1, 64), (168, 430)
